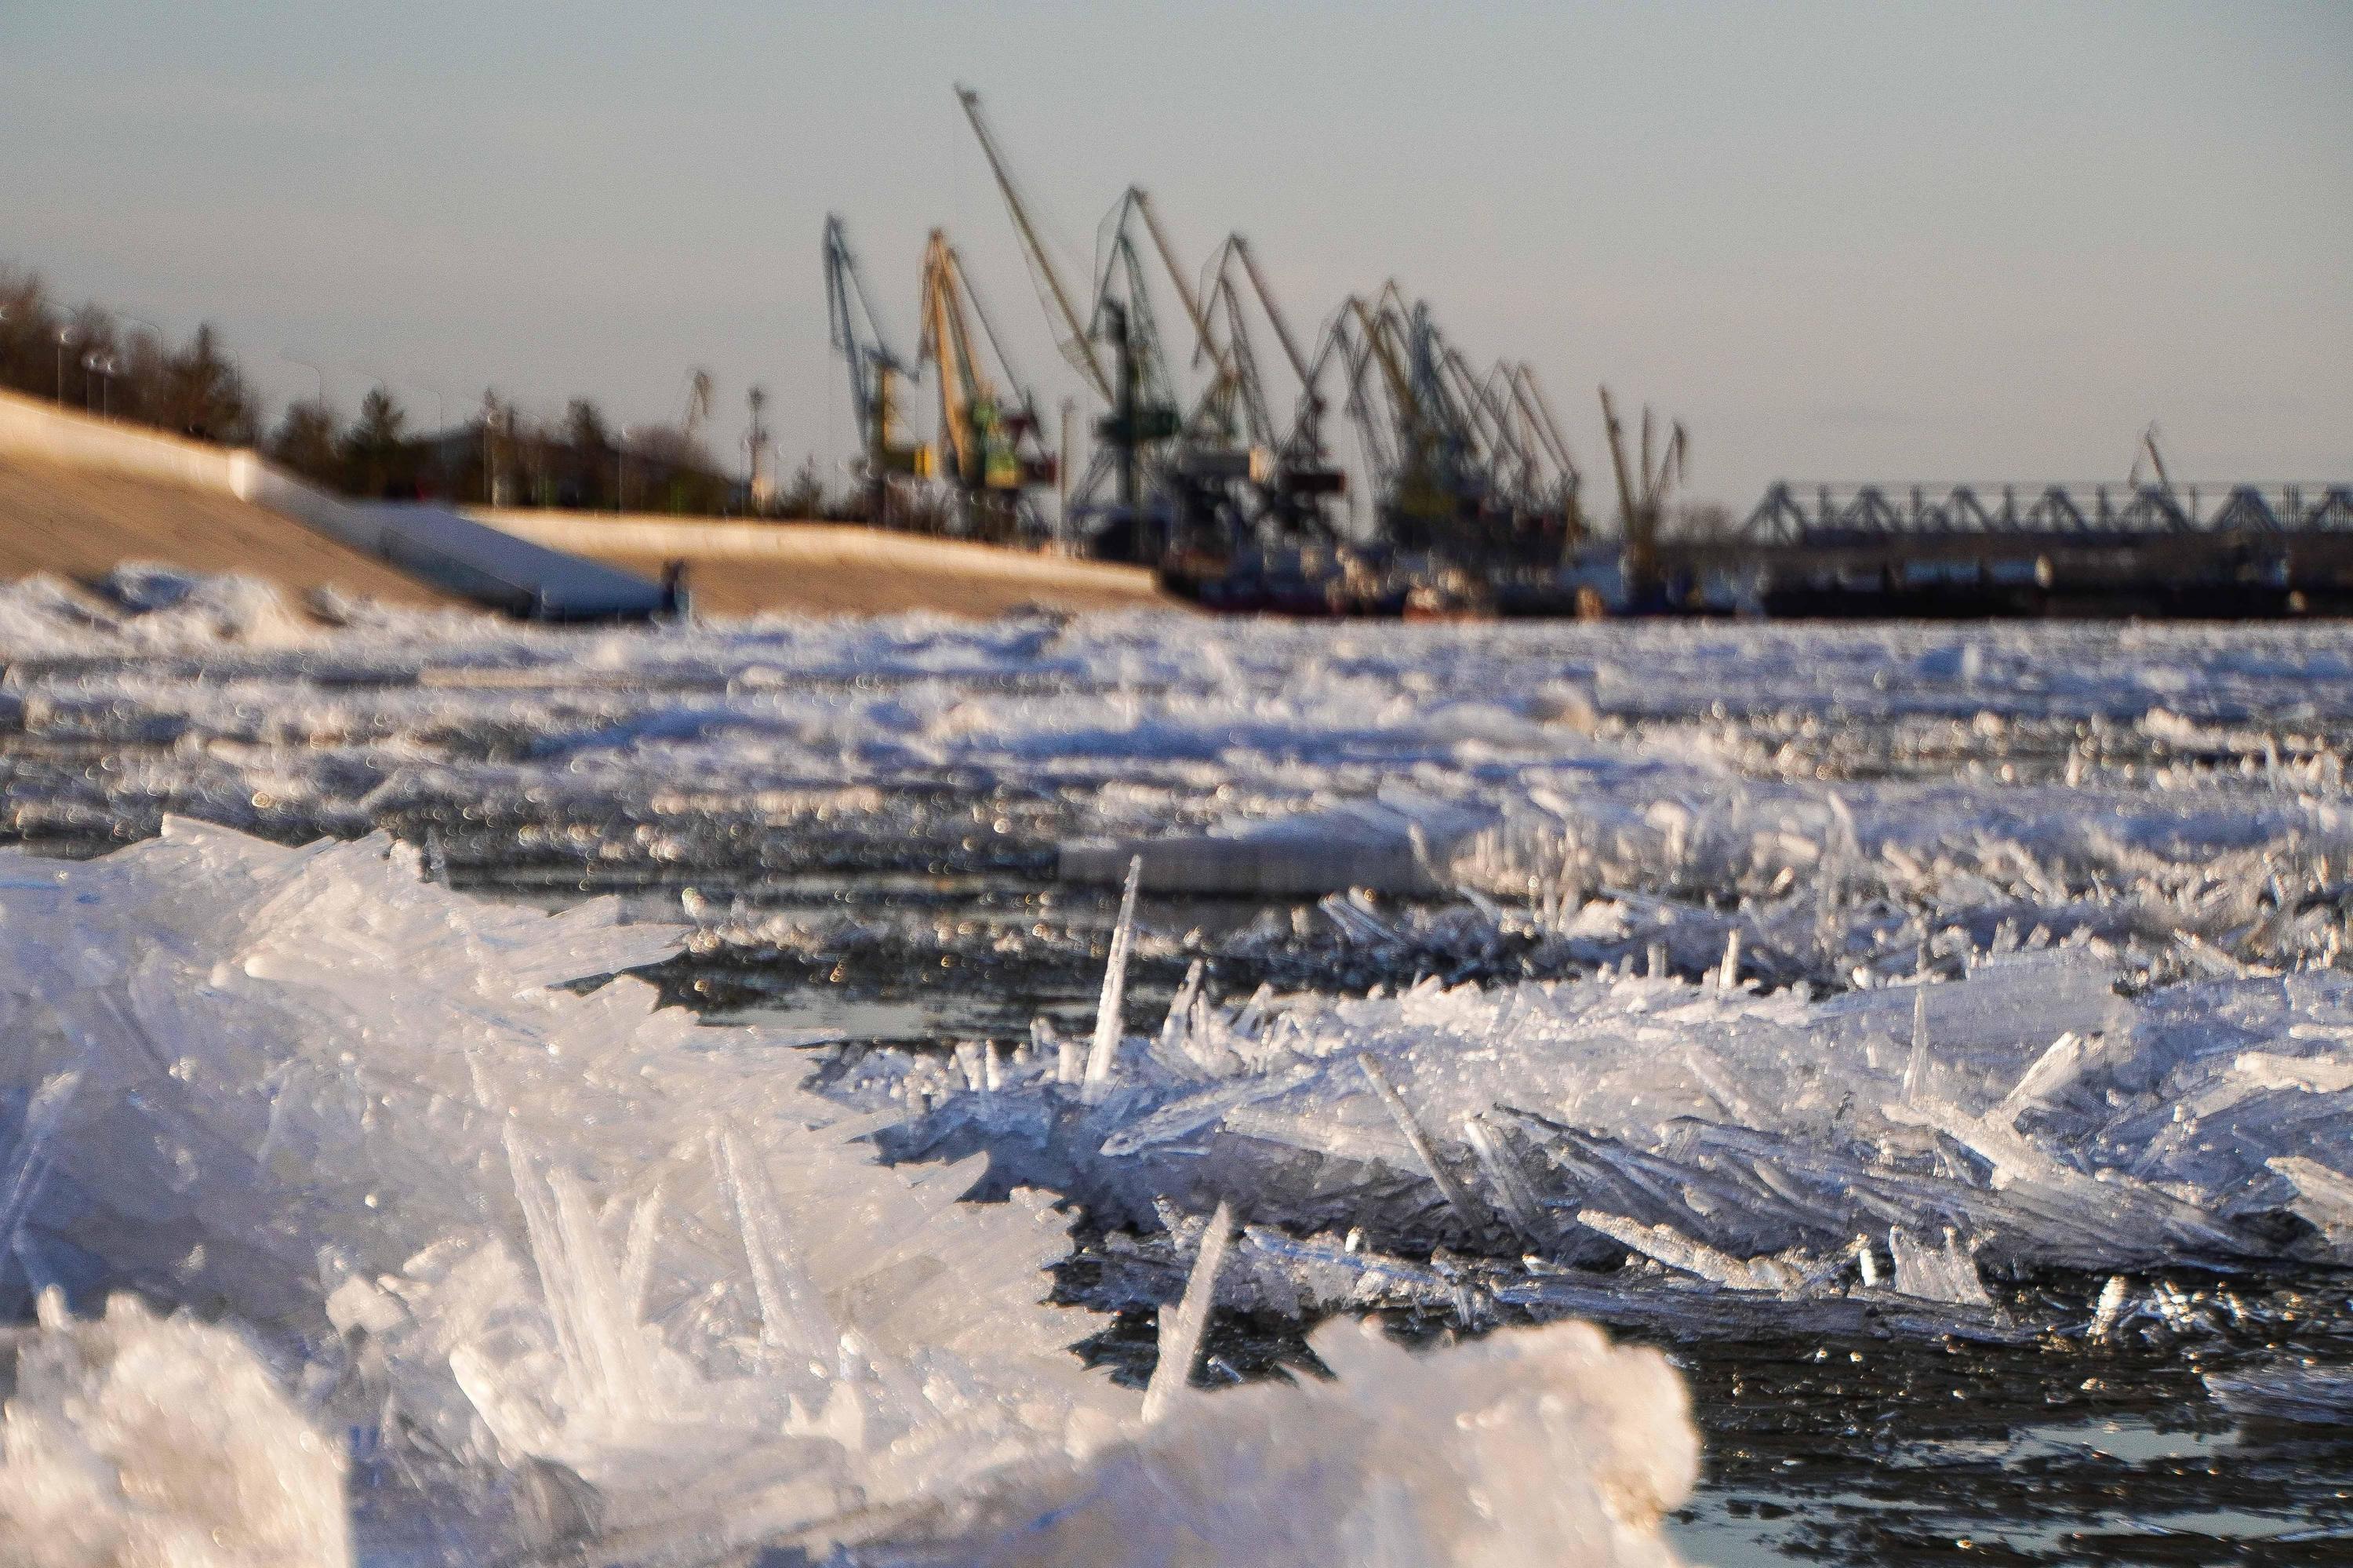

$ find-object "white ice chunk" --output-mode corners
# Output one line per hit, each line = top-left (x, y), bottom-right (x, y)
(1082, 856), (1142, 1102)
(0, 1294), (351, 1568)
(1141, 1201), (1234, 1424)
(920, 1315), (1700, 1568)
(1886, 1228), (1992, 1308)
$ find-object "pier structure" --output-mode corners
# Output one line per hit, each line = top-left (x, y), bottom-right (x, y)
(1665, 480), (2353, 616)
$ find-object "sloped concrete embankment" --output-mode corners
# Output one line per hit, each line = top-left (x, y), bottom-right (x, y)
(0, 391), (662, 618)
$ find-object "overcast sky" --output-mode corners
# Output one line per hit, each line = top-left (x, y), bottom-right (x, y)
(3, 1), (2345, 506)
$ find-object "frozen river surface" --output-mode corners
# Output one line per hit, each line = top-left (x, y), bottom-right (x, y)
(1, 571), (2350, 1563)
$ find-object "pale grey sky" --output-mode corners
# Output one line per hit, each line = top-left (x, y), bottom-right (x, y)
(3, 1), (2346, 506)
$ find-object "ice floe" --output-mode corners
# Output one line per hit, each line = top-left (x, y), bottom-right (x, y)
(0, 820), (1704, 1565)
(860, 886), (2353, 1333)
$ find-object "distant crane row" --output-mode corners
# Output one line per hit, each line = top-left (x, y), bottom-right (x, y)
(826, 85), (1686, 609)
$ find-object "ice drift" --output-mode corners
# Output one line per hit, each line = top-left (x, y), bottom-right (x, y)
(9, 577), (2352, 970)
(0, 820), (1705, 1566)
(864, 912), (2353, 1326)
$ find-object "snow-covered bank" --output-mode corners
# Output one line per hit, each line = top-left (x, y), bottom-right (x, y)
(0, 821), (1700, 1566)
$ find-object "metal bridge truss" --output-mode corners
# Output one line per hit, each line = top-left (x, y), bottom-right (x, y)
(1742, 482), (2353, 546)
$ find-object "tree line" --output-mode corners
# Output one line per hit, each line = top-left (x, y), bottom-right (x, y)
(0, 269), (258, 443)
(0, 265), (848, 518)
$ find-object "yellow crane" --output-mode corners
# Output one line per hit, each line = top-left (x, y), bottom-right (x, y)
(1601, 385), (1686, 606)
(917, 230), (1055, 537)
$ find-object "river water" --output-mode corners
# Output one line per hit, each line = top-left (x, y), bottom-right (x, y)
(6, 589), (2352, 1560)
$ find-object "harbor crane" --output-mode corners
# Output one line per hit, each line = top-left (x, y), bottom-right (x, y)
(1334, 286), (1487, 553)
(1198, 235), (1348, 538)
(678, 368), (715, 450)
(947, 82), (1600, 595)
(824, 215), (926, 522)
(1511, 364), (1586, 548)
(1326, 286), (1583, 567)
(1601, 384), (1686, 606)
(915, 229), (1057, 540)
(956, 85), (1199, 559)
(1082, 190), (1193, 556)
(955, 85), (1108, 402)
(2127, 422), (2174, 494)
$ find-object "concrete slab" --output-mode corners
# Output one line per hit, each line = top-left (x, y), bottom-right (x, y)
(1060, 795), (1500, 897)
(359, 504), (671, 620)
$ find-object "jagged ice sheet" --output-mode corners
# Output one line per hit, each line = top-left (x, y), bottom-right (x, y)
(0, 820), (1700, 1566)
(860, 914), (2353, 1333)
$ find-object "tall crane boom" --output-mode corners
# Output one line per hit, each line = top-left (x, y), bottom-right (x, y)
(917, 229), (1057, 537)
(1603, 384), (1686, 603)
(955, 85), (1111, 401)
(824, 215), (922, 512)
(1232, 235), (1313, 388)
(1213, 238), (1345, 522)
(1128, 189), (1214, 358)
(918, 231), (993, 487)
(824, 215), (903, 450)
(1512, 366), (1578, 486)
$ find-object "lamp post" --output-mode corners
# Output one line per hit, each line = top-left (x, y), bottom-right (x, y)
(116, 313), (165, 357)
(56, 327), (71, 405)
(82, 352), (117, 418)
(114, 316), (162, 418)
(1059, 395), (1078, 554)
(280, 351), (329, 409)
(481, 399), (504, 508)
(614, 426), (633, 514)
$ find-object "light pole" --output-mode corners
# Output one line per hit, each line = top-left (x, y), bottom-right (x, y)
(116, 313), (164, 358)
(614, 426), (633, 514)
(1059, 396), (1079, 553)
(56, 327), (71, 405)
(480, 398), (504, 508)
(82, 353), (120, 418)
(280, 351), (329, 410)
(744, 385), (769, 513)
